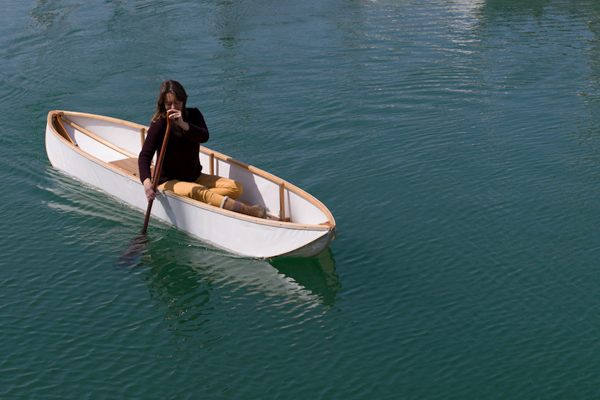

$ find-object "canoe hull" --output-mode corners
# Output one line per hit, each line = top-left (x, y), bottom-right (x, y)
(45, 111), (336, 258)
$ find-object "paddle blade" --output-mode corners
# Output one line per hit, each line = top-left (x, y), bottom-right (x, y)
(117, 233), (149, 267)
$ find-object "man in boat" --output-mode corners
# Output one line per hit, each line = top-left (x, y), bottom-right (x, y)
(138, 80), (266, 218)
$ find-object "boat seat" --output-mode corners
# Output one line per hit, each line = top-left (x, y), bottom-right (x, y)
(110, 157), (142, 177)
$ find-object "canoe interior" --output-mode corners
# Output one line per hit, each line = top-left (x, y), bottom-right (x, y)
(48, 111), (336, 228)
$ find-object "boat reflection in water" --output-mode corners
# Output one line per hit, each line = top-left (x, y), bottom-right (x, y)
(268, 248), (341, 307)
(44, 167), (341, 313)
(139, 232), (341, 327)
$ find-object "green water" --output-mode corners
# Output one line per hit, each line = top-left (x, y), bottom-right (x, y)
(3, 0), (600, 398)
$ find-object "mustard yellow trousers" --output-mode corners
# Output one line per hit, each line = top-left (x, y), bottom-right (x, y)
(160, 174), (243, 207)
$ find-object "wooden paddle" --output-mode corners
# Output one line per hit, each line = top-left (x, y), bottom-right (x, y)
(141, 116), (172, 234)
(118, 117), (173, 266)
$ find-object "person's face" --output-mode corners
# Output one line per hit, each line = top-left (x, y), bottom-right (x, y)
(164, 93), (183, 111)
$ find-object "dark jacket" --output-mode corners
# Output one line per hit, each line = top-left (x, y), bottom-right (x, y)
(138, 108), (209, 185)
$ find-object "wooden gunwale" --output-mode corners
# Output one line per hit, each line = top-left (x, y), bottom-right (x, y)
(56, 110), (147, 130)
(48, 110), (335, 227)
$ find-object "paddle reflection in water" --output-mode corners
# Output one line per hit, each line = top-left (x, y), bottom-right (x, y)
(117, 234), (149, 267)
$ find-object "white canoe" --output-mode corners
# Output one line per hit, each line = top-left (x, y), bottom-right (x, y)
(45, 110), (336, 258)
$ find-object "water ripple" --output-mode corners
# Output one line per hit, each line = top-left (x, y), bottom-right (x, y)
(4, 0), (600, 399)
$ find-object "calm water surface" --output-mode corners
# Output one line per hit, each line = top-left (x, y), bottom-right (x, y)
(3, 0), (600, 398)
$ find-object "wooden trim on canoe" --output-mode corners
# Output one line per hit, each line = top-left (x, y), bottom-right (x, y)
(47, 121), (333, 232)
(55, 110), (148, 131)
(47, 110), (335, 227)
(140, 128), (146, 148)
(60, 116), (137, 159)
(279, 182), (286, 221)
(54, 115), (77, 146)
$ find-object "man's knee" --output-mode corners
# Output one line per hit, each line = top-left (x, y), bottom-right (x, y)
(229, 181), (243, 199)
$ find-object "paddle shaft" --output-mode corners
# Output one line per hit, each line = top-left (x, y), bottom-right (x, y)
(141, 118), (172, 234)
